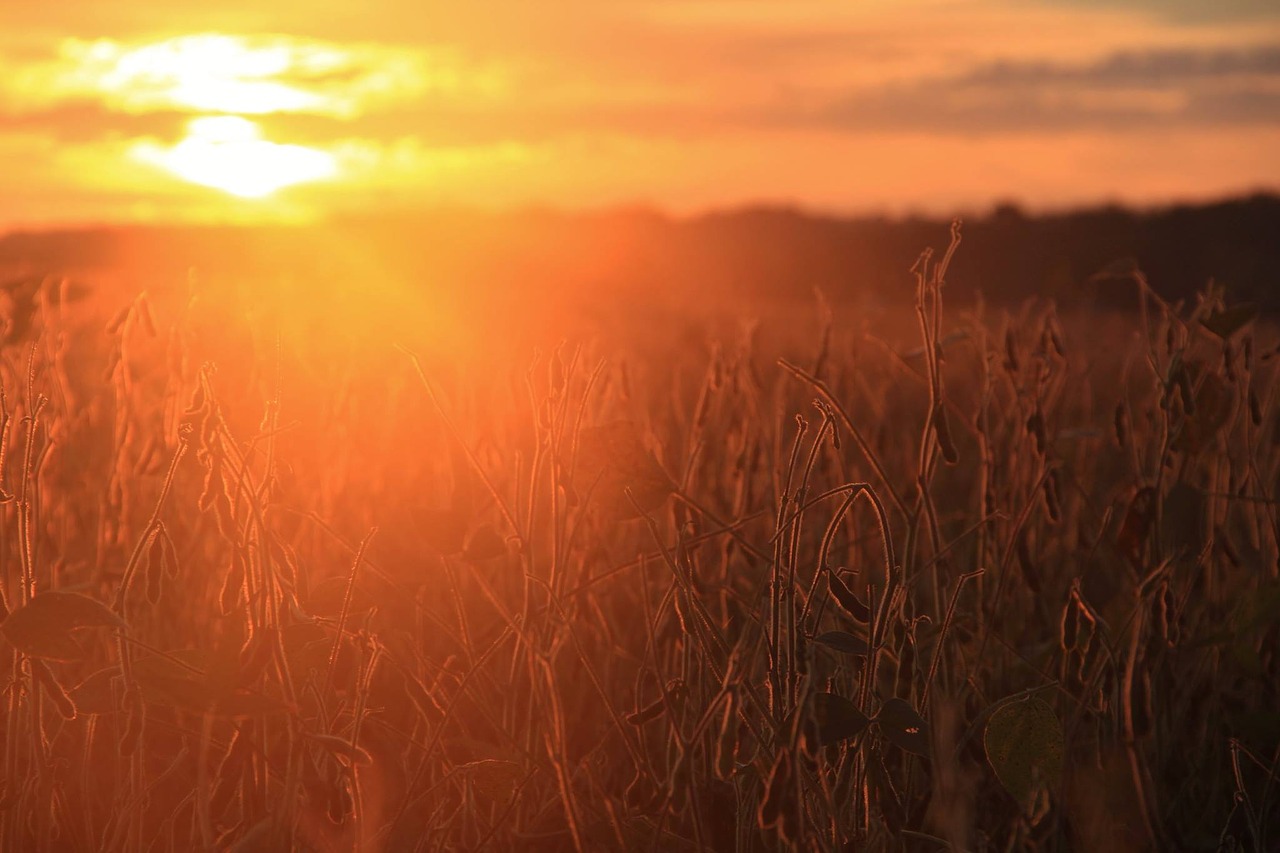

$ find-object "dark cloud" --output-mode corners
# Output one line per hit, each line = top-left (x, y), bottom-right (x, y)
(789, 45), (1280, 135)
(968, 45), (1280, 86)
(1038, 0), (1279, 24)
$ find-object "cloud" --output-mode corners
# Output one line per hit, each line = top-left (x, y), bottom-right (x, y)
(789, 45), (1280, 134)
(1037, 0), (1278, 24)
(0, 34), (505, 119)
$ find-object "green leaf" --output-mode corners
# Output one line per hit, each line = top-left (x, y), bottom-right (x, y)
(810, 692), (870, 746)
(1, 592), (125, 661)
(875, 698), (929, 756)
(984, 696), (1064, 811)
(812, 631), (869, 656)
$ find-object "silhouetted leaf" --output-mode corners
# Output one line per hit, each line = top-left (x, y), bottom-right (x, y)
(70, 666), (123, 716)
(984, 696), (1064, 811)
(133, 649), (290, 717)
(875, 698), (929, 756)
(462, 759), (523, 803)
(812, 631), (869, 656)
(1117, 486), (1156, 569)
(1202, 303), (1257, 340)
(463, 524), (507, 562)
(810, 692), (870, 746)
(575, 421), (674, 520)
(1161, 481), (1204, 555)
(1, 592), (125, 661)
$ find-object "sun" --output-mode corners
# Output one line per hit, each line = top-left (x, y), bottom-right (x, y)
(132, 116), (338, 198)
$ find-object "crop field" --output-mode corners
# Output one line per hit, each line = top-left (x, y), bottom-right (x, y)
(0, 227), (1276, 852)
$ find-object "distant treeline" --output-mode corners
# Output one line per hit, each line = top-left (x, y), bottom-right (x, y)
(2, 193), (1276, 312)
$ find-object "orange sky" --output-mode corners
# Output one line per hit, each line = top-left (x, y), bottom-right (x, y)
(1, 0), (1278, 229)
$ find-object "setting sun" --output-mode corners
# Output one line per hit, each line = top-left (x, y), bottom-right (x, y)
(131, 115), (337, 197)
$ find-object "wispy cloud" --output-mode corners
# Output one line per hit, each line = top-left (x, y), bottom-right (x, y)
(0, 34), (504, 118)
(787, 45), (1280, 134)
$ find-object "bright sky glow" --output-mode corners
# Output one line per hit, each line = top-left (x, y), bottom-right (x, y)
(131, 116), (338, 197)
(0, 2), (1276, 227)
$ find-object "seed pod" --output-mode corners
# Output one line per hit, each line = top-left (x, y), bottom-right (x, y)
(1027, 408), (1047, 456)
(713, 692), (739, 781)
(159, 526), (179, 578)
(1004, 329), (1019, 373)
(239, 627), (277, 685)
(1060, 599), (1080, 653)
(1110, 403), (1125, 450)
(827, 570), (870, 623)
(549, 349), (565, 397)
(1016, 529), (1041, 594)
(1042, 469), (1062, 523)
(625, 697), (665, 727)
(933, 403), (959, 464)
(144, 529), (165, 606)
(220, 553), (246, 615)
(1156, 581), (1179, 647)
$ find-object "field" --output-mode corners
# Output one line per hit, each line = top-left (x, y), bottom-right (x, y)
(0, 224), (1276, 852)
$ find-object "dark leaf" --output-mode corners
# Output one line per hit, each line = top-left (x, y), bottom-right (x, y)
(463, 524), (507, 563)
(1161, 481), (1204, 555)
(1117, 487), (1156, 569)
(1, 592), (125, 661)
(984, 697), (1064, 812)
(32, 659), (77, 719)
(70, 667), (123, 716)
(133, 648), (289, 717)
(875, 698), (929, 756)
(461, 759), (523, 803)
(810, 692), (870, 746)
(575, 421), (674, 520)
(812, 631), (869, 656)
(1202, 303), (1258, 340)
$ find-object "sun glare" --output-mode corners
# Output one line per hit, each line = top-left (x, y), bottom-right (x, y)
(131, 116), (338, 198)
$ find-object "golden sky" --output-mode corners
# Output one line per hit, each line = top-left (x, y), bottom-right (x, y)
(1, 0), (1278, 228)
